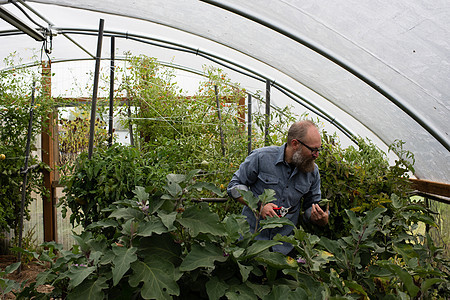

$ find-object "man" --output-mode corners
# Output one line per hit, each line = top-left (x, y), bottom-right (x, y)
(227, 120), (329, 255)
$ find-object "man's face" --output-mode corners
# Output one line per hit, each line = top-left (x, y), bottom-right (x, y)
(291, 126), (321, 173)
(292, 146), (315, 173)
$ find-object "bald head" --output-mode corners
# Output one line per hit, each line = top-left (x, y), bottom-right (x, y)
(287, 120), (318, 145)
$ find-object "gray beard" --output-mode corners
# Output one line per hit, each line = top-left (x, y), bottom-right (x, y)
(292, 149), (315, 173)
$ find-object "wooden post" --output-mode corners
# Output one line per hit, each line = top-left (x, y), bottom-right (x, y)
(41, 60), (57, 242)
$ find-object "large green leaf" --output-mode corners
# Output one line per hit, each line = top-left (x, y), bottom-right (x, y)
(72, 231), (94, 253)
(177, 203), (226, 237)
(67, 277), (108, 300)
(238, 262), (253, 281)
(166, 173), (186, 184)
(239, 190), (260, 212)
(129, 257), (179, 299)
(138, 234), (182, 265)
(380, 262), (419, 298)
(391, 194), (404, 209)
(109, 207), (142, 221)
(189, 181), (224, 196)
(421, 278), (445, 294)
(411, 213), (437, 227)
(258, 189), (277, 206)
(346, 210), (360, 229)
(394, 243), (418, 262)
(242, 240), (280, 259)
(245, 281), (271, 299)
(137, 215), (168, 236)
(223, 214), (246, 241)
(262, 285), (309, 300)
(35, 269), (57, 286)
(206, 276), (229, 300)
(319, 237), (342, 256)
(254, 251), (297, 270)
(259, 217), (294, 229)
(67, 266), (96, 289)
(226, 283), (258, 300)
(133, 186), (149, 203)
(158, 211), (177, 231)
(165, 174), (184, 197)
(3, 262), (20, 275)
(179, 243), (228, 272)
(343, 280), (368, 297)
(112, 246), (137, 286)
(85, 219), (118, 230)
(363, 207), (386, 225)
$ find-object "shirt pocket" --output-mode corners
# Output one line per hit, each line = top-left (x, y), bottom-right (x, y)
(257, 172), (279, 186)
(294, 181), (310, 196)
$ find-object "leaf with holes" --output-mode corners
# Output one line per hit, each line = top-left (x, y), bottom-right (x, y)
(129, 257), (179, 299)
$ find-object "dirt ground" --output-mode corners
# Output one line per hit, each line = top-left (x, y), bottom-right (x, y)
(0, 255), (53, 299)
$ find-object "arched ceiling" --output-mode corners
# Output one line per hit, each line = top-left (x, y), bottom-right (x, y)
(1, 0), (449, 184)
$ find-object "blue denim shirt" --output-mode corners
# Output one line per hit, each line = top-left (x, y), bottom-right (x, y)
(227, 144), (321, 255)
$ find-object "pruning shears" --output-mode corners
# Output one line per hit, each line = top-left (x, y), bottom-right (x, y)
(273, 206), (294, 217)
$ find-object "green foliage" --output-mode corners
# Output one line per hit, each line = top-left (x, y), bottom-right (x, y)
(115, 55), (300, 217)
(4, 174), (449, 299)
(3, 51), (448, 299)
(315, 133), (415, 239)
(0, 260), (23, 296)
(0, 53), (53, 239)
(59, 144), (164, 229)
(58, 114), (110, 176)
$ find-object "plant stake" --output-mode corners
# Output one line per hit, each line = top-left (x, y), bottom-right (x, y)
(18, 81), (36, 271)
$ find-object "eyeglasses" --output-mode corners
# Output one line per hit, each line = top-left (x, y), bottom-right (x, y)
(294, 139), (322, 154)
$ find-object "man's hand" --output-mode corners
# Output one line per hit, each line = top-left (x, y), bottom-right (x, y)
(310, 203), (329, 226)
(260, 203), (280, 219)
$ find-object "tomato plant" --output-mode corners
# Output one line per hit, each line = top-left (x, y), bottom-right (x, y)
(0, 53), (53, 240)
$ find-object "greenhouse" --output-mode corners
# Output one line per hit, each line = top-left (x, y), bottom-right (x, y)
(0, 0), (449, 298)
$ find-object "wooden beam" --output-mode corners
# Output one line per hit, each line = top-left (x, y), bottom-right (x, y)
(42, 61), (57, 242)
(410, 178), (450, 198)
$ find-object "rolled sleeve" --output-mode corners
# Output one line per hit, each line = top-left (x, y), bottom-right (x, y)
(228, 184), (249, 199)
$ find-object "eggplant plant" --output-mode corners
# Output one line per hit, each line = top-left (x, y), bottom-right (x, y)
(2, 171), (449, 299)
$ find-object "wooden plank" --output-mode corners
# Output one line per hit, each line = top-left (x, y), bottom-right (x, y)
(410, 178), (450, 198)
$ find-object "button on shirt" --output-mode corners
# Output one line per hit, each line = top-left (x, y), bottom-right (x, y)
(227, 143), (321, 255)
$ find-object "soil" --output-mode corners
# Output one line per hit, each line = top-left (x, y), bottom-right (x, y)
(0, 255), (53, 299)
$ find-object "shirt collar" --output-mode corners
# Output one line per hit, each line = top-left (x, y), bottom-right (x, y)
(275, 143), (288, 165)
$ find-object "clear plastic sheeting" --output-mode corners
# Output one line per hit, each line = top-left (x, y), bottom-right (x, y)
(1, 0), (449, 184)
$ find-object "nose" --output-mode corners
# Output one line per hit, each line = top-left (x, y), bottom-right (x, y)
(312, 151), (319, 159)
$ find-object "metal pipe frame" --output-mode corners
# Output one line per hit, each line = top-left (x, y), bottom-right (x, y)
(88, 19), (104, 159)
(55, 28), (360, 145)
(1, 27), (360, 147)
(0, 5), (44, 41)
(200, 0), (449, 152)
